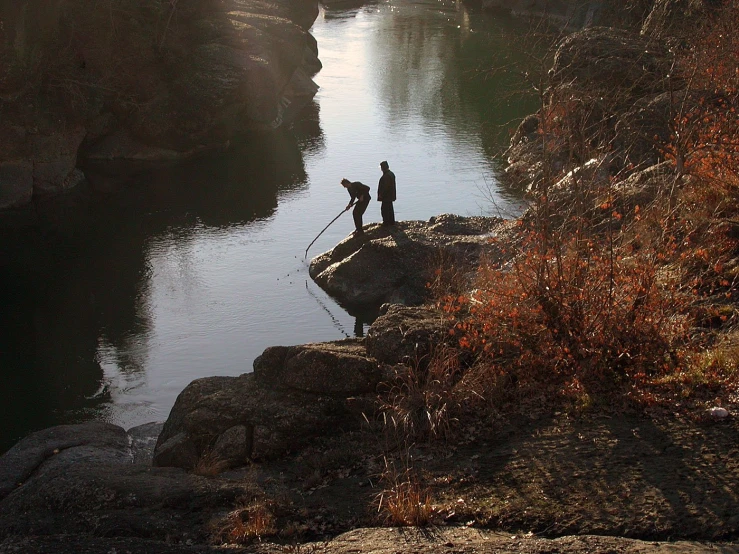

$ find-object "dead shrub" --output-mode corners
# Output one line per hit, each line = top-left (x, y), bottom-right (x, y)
(211, 500), (276, 545)
(192, 449), (229, 477)
(378, 344), (463, 443)
(425, 247), (477, 300)
(375, 455), (433, 527)
(426, 3), (739, 415)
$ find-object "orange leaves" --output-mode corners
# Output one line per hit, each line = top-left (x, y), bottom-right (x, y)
(694, 248), (710, 262)
(442, 227), (681, 387)
(667, 4), (739, 186)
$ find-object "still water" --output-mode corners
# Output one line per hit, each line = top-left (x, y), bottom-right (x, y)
(0, 0), (538, 452)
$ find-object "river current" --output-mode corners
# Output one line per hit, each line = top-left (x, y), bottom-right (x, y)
(0, 0), (538, 452)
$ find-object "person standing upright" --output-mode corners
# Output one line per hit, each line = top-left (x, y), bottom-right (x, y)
(341, 178), (371, 235)
(377, 161), (396, 226)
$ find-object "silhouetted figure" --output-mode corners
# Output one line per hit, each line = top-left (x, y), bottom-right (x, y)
(377, 161), (396, 226)
(354, 317), (364, 337)
(341, 178), (371, 235)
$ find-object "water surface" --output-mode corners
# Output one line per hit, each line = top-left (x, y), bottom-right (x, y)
(0, 0), (538, 452)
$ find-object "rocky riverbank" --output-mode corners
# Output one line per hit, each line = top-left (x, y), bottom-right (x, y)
(0, 0), (321, 209)
(3, 0), (739, 552)
(2, 374), (738, 553)
(1, 217), (738, 553)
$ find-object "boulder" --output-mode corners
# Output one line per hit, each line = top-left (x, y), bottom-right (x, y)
(550, 27), (674, 100)
(211, 424), (252, 468)
(641, 0), (719, 39)
(29, 126), (87, 197)
(0, 422), (134, 501)
(611, 161), (676, 211)
(504, 26), (677, 191)
(254, 339), (381, 396)
(153, 339), (383, 467)
(309, 215), (503, 308)
(365, 304), (452, 365)
(0, 424), (254, 544)
(0, 161), (33, 209)
(614, 91), (677, 168)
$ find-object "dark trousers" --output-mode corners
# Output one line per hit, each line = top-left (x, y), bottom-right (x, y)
(381, 201), (395, 225)
(353, 200), (369, 231)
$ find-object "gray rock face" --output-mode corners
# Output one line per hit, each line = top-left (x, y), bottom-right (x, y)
(29, 126), (87, 197)
(550, 27), (673, 98)
(0, 161), (33, 209)
(0, 419), (267, 544)
(505, 26), (677, 190)
(153, 339), (383, 467)
(0, 421), (130, 501)
(254, 339), (382, 396)
(211, 424), (252, 468)
(308, 215), (503, 308)
(0, 426), (254, 545)
(365, 304), (452, 366)
(641, 0), (716, 39)
(0, 0), (321, 208)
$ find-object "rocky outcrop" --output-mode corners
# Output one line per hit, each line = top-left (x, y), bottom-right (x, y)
(0, 421), (132, 500)
(151, 303), (458, 468)
(504, 26), (677, 190)
(0, 0), (321, 208)
(640, 0), (720, 39)
(0, 421), (261, 545)
(1, 527), (735, 554)
(152, 338), (383, 467)
(365, 304), (452, 365)
(0, 303), (452, 482)
(480, 0), (718, 32)
(308, 215), (504, 309)
(549, 27), (673, 97)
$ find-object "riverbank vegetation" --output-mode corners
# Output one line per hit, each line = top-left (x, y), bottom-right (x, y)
(364, 2), (739, 531)
(411, 1), (739, 429)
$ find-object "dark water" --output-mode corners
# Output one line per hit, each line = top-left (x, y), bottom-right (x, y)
(0, 0), (538, 453)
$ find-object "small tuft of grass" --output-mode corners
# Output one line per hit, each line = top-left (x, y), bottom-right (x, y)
(191, 450), (229, 477)
(379, 344), (462, 443)
(375, 456), (434, 527)
(212, 500), (276, 545)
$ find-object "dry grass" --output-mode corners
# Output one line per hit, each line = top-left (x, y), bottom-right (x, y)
(192, 450), (229, 477)
(378, 344), (463, 443)
(375, 456), (433, 527)
(419, 2), (739, 419)
(212, 500), (276, 544)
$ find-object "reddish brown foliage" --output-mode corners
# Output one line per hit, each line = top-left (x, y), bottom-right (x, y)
(666, 3), (739, 184)
(435, 3), (739, 415)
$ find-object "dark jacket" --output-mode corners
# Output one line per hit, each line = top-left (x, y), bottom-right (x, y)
(378, 170), (396, 202)
(347, 181), (371, 203)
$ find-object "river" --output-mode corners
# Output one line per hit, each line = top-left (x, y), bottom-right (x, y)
(0, 0), (539, 453)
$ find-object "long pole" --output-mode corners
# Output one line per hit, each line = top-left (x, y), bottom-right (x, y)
(304, 208), (347, 259)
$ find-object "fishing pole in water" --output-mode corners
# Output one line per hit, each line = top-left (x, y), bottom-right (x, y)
(304, 207), (348, 259)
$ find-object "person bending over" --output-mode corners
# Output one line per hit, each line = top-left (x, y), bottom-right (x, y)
(341, 178), (371, 235)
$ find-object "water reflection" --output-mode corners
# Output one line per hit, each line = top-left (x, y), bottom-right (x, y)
(0, 129), (317, 452)
(365, 0), (539, 171)
(291, 100), (327, 159)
